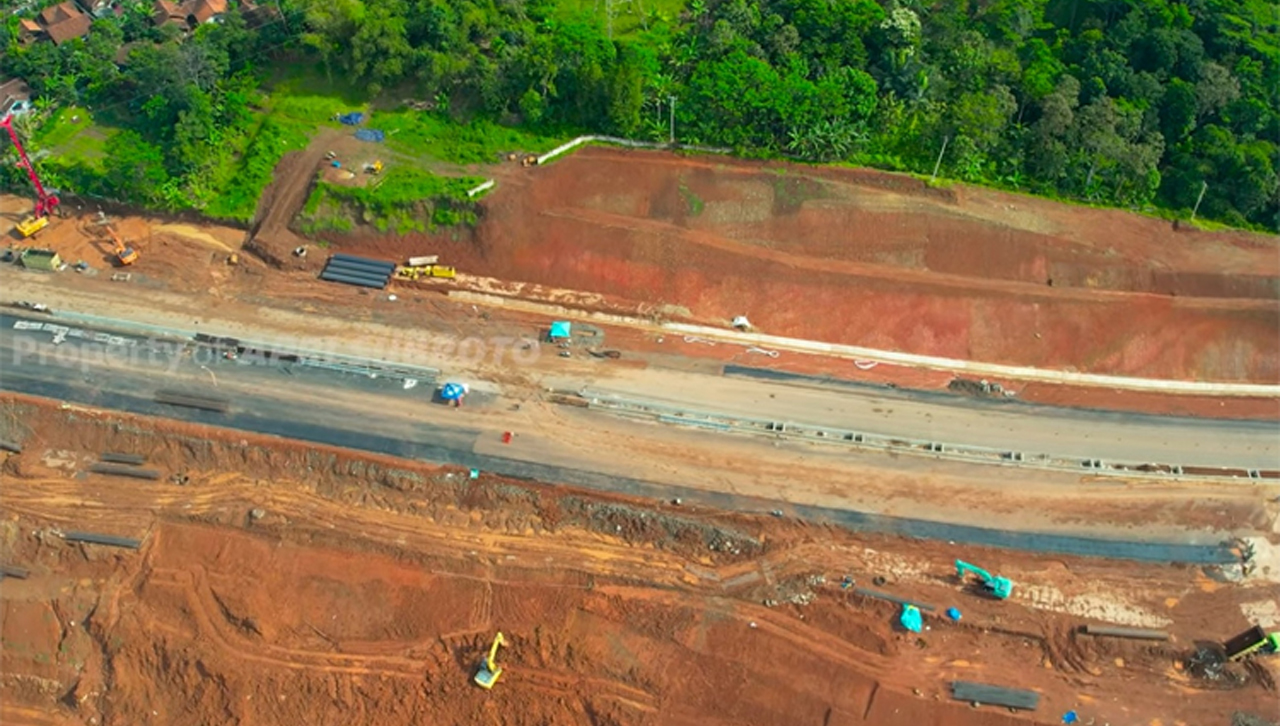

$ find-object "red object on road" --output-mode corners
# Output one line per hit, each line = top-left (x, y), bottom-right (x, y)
(502, 431), (513, 444)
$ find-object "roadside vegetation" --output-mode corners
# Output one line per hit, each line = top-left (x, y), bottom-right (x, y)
(298, 167), (484, 234)
(1, 0), (1277, 232)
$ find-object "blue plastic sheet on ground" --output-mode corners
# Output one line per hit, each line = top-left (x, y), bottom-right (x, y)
(900, 604), (922, 632)
(354, 128), (385, 142)
(1062, 711), (1078, 724)
(549, 321), (572, 339)
(440, 382), (467, 401)
(946, 607), (962, 621)
(338, 112), (364, 125)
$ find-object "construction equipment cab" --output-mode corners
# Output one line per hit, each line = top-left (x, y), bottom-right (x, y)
(955, 560), (1013, 599)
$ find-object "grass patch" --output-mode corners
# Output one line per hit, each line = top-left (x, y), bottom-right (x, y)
(35, 107), (114, 167)
(36, 107), (93, 148)
(376, 111), (561, 165)
(677, 182), (704, 216)
(299, 167), (485, 234)
(203, 64), (372, 223)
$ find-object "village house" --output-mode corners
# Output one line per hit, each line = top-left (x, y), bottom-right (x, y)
(152, 0), (227, 32)
(0, 78), (34, 118)
(18, 1), (92, 45)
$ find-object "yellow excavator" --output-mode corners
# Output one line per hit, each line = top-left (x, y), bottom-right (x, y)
(473, 632), (505, 689)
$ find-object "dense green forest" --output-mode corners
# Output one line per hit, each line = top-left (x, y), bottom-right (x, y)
(2, 0), (1277, 231)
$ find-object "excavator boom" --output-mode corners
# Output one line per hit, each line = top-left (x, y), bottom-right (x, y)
(104, 225), (138, 266)
(955, 559), (1013, 599)
(955, 560), (992, 581)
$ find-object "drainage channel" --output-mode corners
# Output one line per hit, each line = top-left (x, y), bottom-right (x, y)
(574, 390), (1273, 483)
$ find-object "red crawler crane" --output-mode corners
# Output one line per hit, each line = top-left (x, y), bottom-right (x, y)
(1, 113), (60, 237)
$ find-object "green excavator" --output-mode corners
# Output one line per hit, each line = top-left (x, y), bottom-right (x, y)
(955, 560), (1014, 600)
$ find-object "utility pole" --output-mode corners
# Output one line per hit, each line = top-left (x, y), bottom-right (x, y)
(668, 96), (676, 146)
(1190, 180), (1208, 220)
(930, 135), (950, 183)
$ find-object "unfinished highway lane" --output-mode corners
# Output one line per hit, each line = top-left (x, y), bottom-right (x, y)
(0, 314), (1257, 566)
(565, 366), (1280, 471)
(3, 311), (1277, 474)
(0, 325), (1242, 565)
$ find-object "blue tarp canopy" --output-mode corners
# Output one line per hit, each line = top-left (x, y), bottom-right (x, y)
(354, 129), (385, 142)
(549, 321), (572, 339)
(899, 604), (923, 633)
(338, 112), (364, 125)
(440, 382), (467, 401)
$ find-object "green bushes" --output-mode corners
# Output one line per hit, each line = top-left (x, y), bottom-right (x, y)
(298, 167), (483, 234)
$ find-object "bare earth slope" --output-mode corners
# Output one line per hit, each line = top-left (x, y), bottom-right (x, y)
(336, 148), (1279, 383)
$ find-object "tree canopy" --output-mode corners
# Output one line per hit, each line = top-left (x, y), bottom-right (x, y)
(2, 0), (1277, 231)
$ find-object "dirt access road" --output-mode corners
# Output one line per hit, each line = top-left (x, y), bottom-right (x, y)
(2, 396), (1277, 726)
(244, 126), (344, 265)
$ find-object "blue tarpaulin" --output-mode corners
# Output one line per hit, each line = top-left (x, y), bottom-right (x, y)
(338, 112), (364, 125)
(549, 321), (572, 339)
(440, 382), (467, 401)
(900, 604), (923, 633)
(354, 128), (385, 142)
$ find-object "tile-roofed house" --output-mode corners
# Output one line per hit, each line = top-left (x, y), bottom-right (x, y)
(36, 1), (92, 45)
(18, 19), (46, 42)
(114, 42), (140, 66)
(152, 0), (187, 29)
(45, 13), (92, 44)
(186, 0), (227, 25)
(38, 1), (81, 25)
(0, 77), (34, 117)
